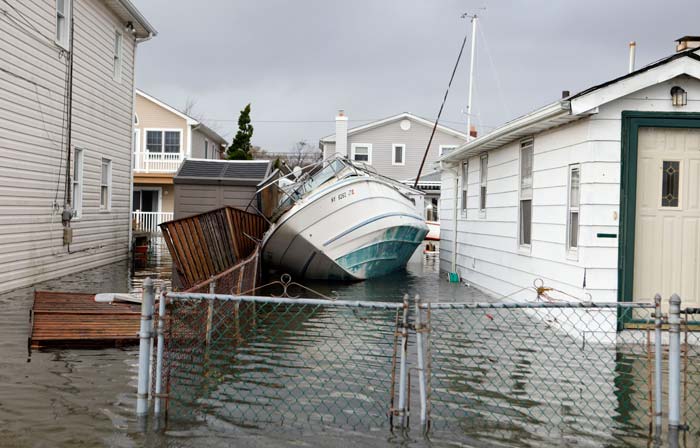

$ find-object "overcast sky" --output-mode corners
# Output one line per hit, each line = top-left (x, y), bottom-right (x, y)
(133, 0), (700, 152)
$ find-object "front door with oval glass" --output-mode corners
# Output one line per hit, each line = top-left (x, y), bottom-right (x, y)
(633, 127), (700, 308)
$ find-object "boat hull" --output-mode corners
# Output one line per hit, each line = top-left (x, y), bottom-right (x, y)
(262, 177), (428, 280)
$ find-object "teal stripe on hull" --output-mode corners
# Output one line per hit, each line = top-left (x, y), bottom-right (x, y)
(334, 225), (428, 279)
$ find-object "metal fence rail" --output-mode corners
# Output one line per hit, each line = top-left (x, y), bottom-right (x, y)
(419, 301), (656, 445)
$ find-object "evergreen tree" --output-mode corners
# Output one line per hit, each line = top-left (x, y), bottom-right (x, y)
(226, 103), (254, 160)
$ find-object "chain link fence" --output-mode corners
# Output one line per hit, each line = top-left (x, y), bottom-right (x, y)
(137, 286), (698, 445)
(154, 293), (403, 430)
(421, 302), (656, 445)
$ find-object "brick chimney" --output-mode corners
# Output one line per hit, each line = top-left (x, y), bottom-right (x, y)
(469, 125), (477, 139)
(335, 110), (348, 157)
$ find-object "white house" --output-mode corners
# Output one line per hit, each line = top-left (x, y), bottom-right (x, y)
(439, 38), (700, 312)
(0, 0), (155, 293)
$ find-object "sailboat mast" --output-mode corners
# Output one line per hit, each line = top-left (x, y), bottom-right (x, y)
(466, 15), (477, 140)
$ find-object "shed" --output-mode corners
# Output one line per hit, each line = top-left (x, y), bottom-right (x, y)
(173, 159), (272, 219)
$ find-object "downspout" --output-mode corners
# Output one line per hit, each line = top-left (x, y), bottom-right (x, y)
(443, 162), (460, 273)
(128, 32), (154, 254)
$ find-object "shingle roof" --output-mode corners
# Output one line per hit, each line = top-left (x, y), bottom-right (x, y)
(174, 159), (271, 186)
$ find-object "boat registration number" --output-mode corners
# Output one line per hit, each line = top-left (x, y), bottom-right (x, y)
(330, 188), (356, 204)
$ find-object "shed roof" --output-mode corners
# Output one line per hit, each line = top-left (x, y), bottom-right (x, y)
(174, 159), (272, 186)
(441, 47), (700, 163)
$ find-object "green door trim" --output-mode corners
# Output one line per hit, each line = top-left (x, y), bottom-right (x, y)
(618, 111), (700, 312)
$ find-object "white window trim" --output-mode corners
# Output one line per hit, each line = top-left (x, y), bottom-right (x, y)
(566, 163), (581, 259)
(72, 147), (83, 219)
(392, 143), (405, 166)
(100, 158), (112, 211)
(55, 0), (71, 49)
(479, 154), (488, 217)
(351, 143), (373, 165)
(143, 128), (184, 155)
(460, 161), (468, 215)
(440, 145), (457, 157)
(518, 138), (534, 250)
(113, 30), (123, 82)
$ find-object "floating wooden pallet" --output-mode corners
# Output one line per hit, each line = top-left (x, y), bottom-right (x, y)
(30, 291), (141, 348)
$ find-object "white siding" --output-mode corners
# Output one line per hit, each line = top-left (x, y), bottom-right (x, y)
(440, 75), (700, 302)
(0, 0), (139, 293)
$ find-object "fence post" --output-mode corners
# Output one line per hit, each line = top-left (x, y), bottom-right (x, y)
(652, 294), (663, 433)
(668, 294), (681, 432)
(137, 277), (155, 417)
(154, 289), (167, 416)
(205, 278), (216, 346)
(397, 294), (409, 427)
(414, 295), (428, 431)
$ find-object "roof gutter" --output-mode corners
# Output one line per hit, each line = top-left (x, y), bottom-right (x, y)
(440, 100), (571, 163)
(117, 0), (158, 37)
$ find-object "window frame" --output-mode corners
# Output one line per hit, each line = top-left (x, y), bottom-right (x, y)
(519, 139), (534, 248)
(55, 0), (71, 49)
(567, 163), (581, 257)
(113, 30), (123, 82)
(479, 154), (488, 216)
(460, 161), (468, 214)
(391, 143), (406, 166)
(660, 159), (683, 209)
(440, 145), (457, 157)
(351, 143), (373, 164)
(144, 129), (183, 154)
(100, 158), (112, 211)
(71, 147), (83, 218)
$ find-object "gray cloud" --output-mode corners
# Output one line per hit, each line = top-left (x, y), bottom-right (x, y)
(133, 0), (700, 151)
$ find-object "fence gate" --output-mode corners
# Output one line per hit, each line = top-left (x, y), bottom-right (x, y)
(137, 283), (697, 445)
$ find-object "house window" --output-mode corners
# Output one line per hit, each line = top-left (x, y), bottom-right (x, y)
(72, 148), (83, 218)
(661, 160), (680, 207)
(113, 31), (123, 81)
(567, 164), (581, 251)
(205, 140), (209, 159)
(56, 0), (70, 48)
(351, 143), (372, 164)
(146, 130), (181, 153)
(519, 139), (534, 246)
(479, 154), (488, 211)
(392, 144), (405, 165)
(460, 161), (468, 212)
(100, 158), (112, 210)
(440, 145), (457, 157)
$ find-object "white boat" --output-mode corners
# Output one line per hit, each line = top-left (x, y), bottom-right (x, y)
(425, 220), (440, 241)
(261, 157), (429, 280)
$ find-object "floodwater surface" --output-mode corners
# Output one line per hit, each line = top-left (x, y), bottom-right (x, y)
(0, 249), (694, 447)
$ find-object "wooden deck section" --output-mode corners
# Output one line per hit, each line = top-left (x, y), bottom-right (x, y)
(30, 291), (142, 348)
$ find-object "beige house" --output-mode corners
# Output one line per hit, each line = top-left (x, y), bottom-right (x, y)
(0, 0), (155, 294)
(132, 90), (228, 233)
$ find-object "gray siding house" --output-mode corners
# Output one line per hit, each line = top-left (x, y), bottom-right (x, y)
(319, 111), (467, 219)
(0, 0), (155, 293)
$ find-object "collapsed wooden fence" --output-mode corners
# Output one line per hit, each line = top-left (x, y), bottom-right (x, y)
(159, 207), (268, 290)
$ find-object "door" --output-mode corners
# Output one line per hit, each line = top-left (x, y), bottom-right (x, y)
(633, 127), (700, 307)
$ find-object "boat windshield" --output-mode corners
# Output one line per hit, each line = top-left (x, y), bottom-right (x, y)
(275, 158), (355, 212)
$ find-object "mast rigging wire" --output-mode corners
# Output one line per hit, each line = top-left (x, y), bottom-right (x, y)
(413, 28), (469, 189)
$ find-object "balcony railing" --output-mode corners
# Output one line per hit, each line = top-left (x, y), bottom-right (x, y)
(132, 211), (174, 234)
(133, 152), (183, 173)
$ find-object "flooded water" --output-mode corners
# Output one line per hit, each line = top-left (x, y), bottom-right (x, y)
(0, 247), (694, 447)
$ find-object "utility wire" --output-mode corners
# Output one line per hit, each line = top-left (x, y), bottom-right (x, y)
(413, 28), (469, 188)
(478, 22), (512, 119)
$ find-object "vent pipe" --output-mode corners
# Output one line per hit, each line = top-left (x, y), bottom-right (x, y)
(628, 41), (636, 73)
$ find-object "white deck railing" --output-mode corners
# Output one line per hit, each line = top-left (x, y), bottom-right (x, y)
(133, 152), (183, 173)
(132, 211), (174, 234)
